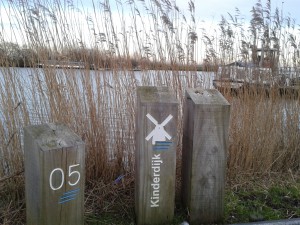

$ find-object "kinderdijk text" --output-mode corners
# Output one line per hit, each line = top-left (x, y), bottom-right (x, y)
(150, 154), (163, 208)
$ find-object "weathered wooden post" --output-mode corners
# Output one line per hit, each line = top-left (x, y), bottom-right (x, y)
(135, 86), (178, 225)
(24, 123), (85, 225)
(181, 88), (230, 224)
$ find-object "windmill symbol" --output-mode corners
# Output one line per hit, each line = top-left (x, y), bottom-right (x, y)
(145, 114), (173, 145)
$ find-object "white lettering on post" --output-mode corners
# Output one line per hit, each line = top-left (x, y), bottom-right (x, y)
(150, 154), (163, 207)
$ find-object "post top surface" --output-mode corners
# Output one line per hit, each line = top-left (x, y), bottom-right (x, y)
(186, 88), (230, 105)
(24, 123), (84, 151)
(137, 86), (178, 104)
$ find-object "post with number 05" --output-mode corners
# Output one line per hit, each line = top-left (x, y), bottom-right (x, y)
(24, 123), (85, 225)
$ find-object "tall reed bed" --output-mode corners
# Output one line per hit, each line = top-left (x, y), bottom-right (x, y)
(0, 0), (200, 182)
(0, 0), (300, 224)
(227, 89), (300, 177)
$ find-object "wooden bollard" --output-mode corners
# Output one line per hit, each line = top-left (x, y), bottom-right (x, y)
(24, 123), (85, 225)
(135, 86), (178, 225)
(181, 88), (230, 224)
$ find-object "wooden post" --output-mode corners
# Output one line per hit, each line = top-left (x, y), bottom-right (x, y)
(181, 88), (230, 224)
(135, 86), (178, 225)
(24, 123), (85, 225)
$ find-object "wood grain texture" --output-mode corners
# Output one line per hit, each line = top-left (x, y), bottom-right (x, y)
(24, 123), (85, 225)
(182, 88), (230, 224)
(135, 86), (178, 225)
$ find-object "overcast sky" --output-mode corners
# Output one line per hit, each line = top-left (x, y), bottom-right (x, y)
(1, 0), (299, 49)
(176, 0), (299, 24)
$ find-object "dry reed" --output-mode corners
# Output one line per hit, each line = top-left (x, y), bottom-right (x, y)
(0, 0), (300, 224)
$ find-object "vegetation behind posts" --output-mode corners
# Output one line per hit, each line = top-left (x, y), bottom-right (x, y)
(0, 0), (300, 224)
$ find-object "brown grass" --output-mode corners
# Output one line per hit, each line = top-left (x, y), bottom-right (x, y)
(226, 89), (300, 178)
(0, 0), (300, 224)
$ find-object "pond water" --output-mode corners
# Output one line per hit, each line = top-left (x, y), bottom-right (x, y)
(0, 67), (214, 90)
(1, 67), (300, 175)
(0, 67), (215, 120)
(0, 67), (215, 172)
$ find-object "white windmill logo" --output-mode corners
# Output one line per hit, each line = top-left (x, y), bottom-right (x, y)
(145, 113), (173, 145)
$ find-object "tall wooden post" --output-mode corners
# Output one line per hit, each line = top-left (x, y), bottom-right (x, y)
(135, 86), (178, 225)
(181, 88), (230, 224)
(24, 123), (85, 225)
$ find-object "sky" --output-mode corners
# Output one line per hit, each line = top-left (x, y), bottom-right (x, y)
(176, 0), (300, 23)
(1, 0), (300, 63)
(1, 0), (299, 43)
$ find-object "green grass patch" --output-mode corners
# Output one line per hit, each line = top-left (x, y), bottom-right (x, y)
(83, 180), (300, 224)
(1, 177), (299, 224)
(225, 183), (300, 224)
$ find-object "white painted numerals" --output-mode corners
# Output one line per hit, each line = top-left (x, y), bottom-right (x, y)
(49, 164), (81, 191)
(68, 164), (81, 186)
(49, 168), (64, 190)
